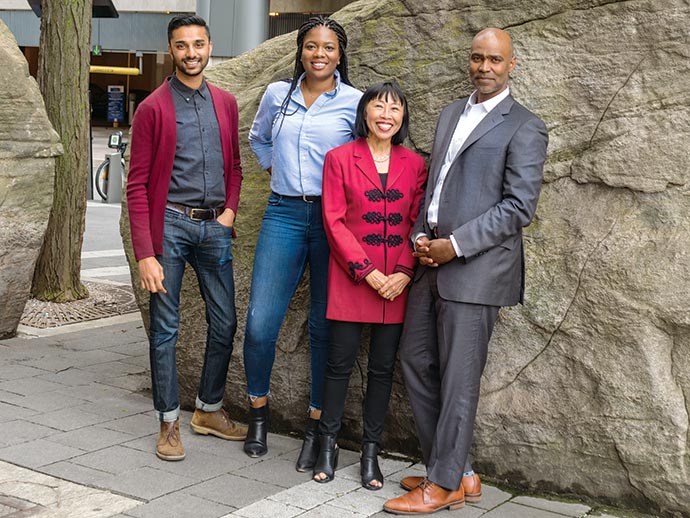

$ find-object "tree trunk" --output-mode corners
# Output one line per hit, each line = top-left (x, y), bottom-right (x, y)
(32, 0), (92, 302)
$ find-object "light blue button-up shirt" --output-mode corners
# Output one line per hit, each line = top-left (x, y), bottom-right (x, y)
(249, 70), (362, 196)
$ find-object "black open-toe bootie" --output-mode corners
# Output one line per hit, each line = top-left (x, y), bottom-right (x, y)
(312, 434), (339, 483)
(295, 417), (320, 472)
(360, 442), (383, 490)
(243, 403), (269, 457)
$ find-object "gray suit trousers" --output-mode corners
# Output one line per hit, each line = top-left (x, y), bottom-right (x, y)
(400, 268), (499, 491)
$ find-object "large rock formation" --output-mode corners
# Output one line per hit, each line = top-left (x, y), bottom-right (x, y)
(0, 21), (61, 338)
(121, 0), (690, 515)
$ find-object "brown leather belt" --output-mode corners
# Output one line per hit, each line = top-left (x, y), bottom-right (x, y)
(432, 226), (440, 238)
(166, 202), (222, 221)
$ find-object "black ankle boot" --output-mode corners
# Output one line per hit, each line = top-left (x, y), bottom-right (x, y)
(360, 442), (383, 490)
(295, 417), (320, 472)
(312, 434), (339, 483)
(243, 403), (268, 457)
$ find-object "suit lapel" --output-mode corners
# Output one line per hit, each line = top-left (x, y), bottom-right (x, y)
(455, 95), (514, 158)
(386, 145), (406, 190)
(353, 137), (383, 190)
(428, 100), (466, 187)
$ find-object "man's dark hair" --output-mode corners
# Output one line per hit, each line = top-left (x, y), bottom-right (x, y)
(355, 81), (409, 146)
(167, 15), (210, 42)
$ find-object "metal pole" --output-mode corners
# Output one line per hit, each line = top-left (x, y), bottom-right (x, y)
(88, 91), (94, 200)
(105, 151), (123, 204)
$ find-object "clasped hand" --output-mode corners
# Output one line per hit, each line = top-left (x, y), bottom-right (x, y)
(413, 236), (456, 267)
(364, 270), (411, 301)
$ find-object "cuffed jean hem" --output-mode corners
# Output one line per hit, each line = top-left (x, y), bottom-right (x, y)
(248, 391), (270, 401)
(156, 405), (180, 422)
(196, 396), (223, 412)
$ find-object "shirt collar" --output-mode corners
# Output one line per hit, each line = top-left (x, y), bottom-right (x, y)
(465, 86), (510, 114)
(295, 69), (341, 98)
(169, 73), (208, 100)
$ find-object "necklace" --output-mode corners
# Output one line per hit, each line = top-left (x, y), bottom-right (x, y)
(367, 139), (391, 163)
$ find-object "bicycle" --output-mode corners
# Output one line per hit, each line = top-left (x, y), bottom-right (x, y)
(95, 131), (127, 201)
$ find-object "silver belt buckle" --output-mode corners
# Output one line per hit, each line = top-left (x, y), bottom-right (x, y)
(189, 208), (206, 221)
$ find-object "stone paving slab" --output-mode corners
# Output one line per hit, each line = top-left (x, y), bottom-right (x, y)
(0, 388), (90, 412)
(104, 465), (196, 501)
(0, 460), (139, 517)
(0, 420), (57, 448)
(40, 459), (117, 489)
(469, 483), (514, 511)
(0, 438), (84, 469)
(25, 405), (113, 431)
(481, 501), (587, 517)
(185, 472), (285, 508)
(46, 424), (137, 452)
(35, 366), (104, 386)
(125, 491), (235, 518)
(513, 495), (592, 516)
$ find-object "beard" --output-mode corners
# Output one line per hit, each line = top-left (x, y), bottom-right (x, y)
(173, 56), (208, 78)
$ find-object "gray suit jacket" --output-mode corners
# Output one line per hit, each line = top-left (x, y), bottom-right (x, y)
(412, 93), (548, 307)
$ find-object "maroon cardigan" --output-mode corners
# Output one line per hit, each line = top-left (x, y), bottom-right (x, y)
(126, 79), (243, 261)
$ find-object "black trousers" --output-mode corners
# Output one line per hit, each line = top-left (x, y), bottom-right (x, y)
(319, 320), (403, 445)
(400, 269), (499, 491)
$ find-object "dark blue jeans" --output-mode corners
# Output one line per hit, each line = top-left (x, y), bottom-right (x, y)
(149, 208), (237, 422)
(243, 193), (330, 410)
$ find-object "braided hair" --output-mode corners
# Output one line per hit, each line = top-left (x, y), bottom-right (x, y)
(277, 16), (353, 123)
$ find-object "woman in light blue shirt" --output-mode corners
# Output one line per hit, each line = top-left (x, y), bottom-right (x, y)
(243, 16), (362, 472)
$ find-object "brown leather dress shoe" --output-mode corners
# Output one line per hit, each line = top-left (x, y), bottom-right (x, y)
(399, 473), (481, 503)
(156, 419), (185, 461)
(191, 408), (248, 441)
(384, 479), (464, 514)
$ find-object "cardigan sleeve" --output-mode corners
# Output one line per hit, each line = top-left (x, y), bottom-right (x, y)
(322, 150), (376, 284)
(223, 92), (243, 214)
(126, 102), (156, 261)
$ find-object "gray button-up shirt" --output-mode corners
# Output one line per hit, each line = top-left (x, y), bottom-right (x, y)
(167, 74), (225, 208)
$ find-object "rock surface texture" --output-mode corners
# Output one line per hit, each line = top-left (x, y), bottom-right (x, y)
(121, 1), (690, 515)
(0, 21), (61, 338)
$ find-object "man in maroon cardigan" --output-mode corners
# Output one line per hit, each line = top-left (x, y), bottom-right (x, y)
(126, 15), (245, 461)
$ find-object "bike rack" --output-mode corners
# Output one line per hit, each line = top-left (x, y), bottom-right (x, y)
(104, 150), (123, 203)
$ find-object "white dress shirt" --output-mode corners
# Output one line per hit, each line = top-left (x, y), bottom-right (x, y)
(424, 87), (511, 256)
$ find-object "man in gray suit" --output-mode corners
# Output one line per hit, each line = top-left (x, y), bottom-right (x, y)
(384, 28), (548, 514)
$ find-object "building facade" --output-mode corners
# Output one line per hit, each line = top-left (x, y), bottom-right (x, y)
(0, 0), (355, 123)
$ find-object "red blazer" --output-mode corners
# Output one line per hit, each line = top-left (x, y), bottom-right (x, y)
(126, 79), (243, 261)
(322, 138), (427, 324)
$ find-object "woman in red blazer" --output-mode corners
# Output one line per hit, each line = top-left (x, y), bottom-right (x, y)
(313, 82), (427, 489)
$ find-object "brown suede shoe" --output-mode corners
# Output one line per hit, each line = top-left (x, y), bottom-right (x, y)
(400, 473), (481, 502)
(384, 479), (464, 514)
(190, 408), (248, 441)
(156, 419), (185, 461)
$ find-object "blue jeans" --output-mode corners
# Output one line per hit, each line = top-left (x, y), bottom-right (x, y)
(149, 208), (237, 422)
(243, 193), (330, 410)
